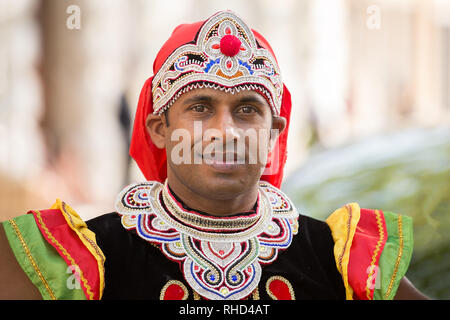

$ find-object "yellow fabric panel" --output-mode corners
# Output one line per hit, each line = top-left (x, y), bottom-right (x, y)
(325, 202), (361, 300)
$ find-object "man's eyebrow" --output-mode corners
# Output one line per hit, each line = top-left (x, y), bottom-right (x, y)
(181, 92), (267, 106)
(234, 92), (270, 107)
(183, 95), (214, 105)
(237, 95), (267, 104)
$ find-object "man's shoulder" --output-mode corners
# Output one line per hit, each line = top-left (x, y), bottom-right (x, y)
(293, 213), (336, 254)
(86, 212), (120, 224)
(86, 212), (123, 235)
(297, 213), (331, 234)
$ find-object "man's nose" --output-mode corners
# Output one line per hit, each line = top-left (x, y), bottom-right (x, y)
(206, 109), (240, 142)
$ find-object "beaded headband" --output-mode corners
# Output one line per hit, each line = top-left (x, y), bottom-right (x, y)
(151, 11), (283, 116)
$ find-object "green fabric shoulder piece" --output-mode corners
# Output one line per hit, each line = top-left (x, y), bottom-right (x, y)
(373, 211), (414, 300)
(2, 214), (87, 300)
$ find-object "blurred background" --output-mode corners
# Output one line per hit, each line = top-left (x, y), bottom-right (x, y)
(0, 0), (449, 298)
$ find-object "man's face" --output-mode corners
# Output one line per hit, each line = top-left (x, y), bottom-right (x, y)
(147, 87), (284, 201)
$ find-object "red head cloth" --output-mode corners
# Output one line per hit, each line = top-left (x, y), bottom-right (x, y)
(130, 11), (292, 188)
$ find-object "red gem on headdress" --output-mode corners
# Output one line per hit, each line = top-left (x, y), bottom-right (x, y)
(220, 34), (241, 57)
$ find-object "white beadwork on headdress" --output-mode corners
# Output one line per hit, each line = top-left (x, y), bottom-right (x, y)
(152, 10), (283, 116)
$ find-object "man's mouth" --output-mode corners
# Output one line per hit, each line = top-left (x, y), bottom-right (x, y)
(202, 152), (245, 164)
(198, 152), (246, 172)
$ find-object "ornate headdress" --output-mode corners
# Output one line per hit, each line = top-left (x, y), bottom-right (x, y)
(130, 10), (292, 188)
(151, 11), (283, 116)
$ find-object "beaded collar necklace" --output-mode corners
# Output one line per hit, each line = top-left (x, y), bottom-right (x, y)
(116, 180), (299, 300)
(160, 180), (271, 241)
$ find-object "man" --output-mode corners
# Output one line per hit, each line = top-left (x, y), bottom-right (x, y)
(0, 11), (428, 300)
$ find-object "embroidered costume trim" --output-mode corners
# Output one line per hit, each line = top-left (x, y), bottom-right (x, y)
(116, 180), (299, 300)
(266, 275), (295, 300)
(160, 280), (189, 300)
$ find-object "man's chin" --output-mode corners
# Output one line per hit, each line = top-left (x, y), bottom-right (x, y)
(195, 166), (260, 198)
(204, 161), (246, 173)
(168, 162), (262, 200)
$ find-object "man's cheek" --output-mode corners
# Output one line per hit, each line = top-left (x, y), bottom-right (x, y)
(252, 130), (271, 166)
(167, 129), (194, 165)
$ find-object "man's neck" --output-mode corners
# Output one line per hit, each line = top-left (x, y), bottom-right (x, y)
(166, 176), (259, 217)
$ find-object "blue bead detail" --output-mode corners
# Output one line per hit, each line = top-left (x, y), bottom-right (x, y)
(204, 58), (220, 73)
(238, 60), (253, 75)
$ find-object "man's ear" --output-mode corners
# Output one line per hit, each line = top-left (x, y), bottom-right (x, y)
(269, 116), (287, 151)
(145, 113), (167, 149)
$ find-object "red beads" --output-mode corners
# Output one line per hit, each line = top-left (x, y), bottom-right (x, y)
(220, 34), (241, 57)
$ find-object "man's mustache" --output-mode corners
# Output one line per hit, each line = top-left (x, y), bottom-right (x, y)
(194, 141), (249, 163)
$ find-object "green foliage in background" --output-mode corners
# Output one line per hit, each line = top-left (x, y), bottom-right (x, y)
(282, 127), (450, 299)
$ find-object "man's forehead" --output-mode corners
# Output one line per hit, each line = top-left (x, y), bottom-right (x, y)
(178, 87), (270, 106)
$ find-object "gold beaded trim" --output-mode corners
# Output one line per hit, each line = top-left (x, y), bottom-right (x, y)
(193, 290), (202, 300)
(338, 204), (353, 274)
(252, 287), (260, 300)
(384, 215), (404, 299)
(7, 219), (56, 300)
(365, 210), (385, 300)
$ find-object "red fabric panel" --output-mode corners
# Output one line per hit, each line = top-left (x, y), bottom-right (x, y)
(347, 208), (387, 300)
(29, 209), (100, 300)
(129, 76), (169, 183)
(260, 84), (291, 188)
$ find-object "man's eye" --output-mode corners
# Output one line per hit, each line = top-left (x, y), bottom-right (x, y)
(191, 105), (208, 113)
(237, 106), (256, 114)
